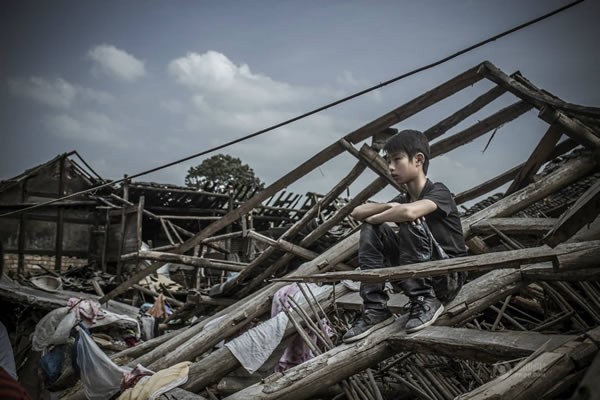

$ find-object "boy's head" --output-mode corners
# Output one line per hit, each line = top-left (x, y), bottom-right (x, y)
(383, 129), (430, 174)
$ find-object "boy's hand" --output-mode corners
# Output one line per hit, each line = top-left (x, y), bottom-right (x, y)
(411, 216), (425, 225)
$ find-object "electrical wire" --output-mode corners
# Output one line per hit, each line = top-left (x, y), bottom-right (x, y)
(0, 0), (585, 218)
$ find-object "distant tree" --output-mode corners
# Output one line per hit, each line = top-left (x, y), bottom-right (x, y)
(185, 154), (265, 195)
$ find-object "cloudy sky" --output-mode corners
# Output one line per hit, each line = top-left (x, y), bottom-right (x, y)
(2, 1), (598, 205)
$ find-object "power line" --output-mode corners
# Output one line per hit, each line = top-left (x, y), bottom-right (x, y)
(0, 0), (584, 218)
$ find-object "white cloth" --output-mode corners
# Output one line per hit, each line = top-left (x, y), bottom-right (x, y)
(225, 283), (331, 374)
(225, 312), (288, 374)
(32, 302), (141, 353)
(76, 328), (131, 400)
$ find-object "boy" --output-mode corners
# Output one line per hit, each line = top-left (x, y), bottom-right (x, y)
(343, 129), (467, 343)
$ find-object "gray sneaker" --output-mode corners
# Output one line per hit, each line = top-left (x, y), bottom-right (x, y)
(404, 296), (444, 333)
(342, 309), (394, 343)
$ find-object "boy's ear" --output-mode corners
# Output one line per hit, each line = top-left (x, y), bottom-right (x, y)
(415, 152), (425, 166)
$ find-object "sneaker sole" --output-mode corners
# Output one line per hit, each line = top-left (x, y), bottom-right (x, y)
(405, 304), (445, 334)
(342, 317), (394, 343)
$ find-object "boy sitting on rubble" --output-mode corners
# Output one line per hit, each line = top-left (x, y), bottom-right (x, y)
(343, 129), (467, 343)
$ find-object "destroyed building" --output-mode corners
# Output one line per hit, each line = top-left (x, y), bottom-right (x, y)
(1, 60), (599, 399)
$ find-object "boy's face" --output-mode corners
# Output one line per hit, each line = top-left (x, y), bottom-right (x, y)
(386, 151), (423, 184)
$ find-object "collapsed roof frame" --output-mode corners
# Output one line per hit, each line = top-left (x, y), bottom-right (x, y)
(100, 60), (599, 304)
(59, 59), (600, 400)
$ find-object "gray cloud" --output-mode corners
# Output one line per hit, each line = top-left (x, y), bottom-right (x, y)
(43, 111), (124, 146)
(7, 76), (113, 108)
(88, 44), (146, 82)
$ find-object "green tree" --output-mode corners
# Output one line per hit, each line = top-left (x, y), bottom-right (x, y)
(185, 154), (264, 194)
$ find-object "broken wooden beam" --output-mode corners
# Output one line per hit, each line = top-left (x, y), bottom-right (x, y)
(457, 327), (600, 400)
(461, 152), (597, 238)
(121, 250), (247, 272)
(504, 123), (563, 195)
(470, 217), (558, 235)
(539, 107), (600, 150)
(543, 179), (600, 247)
(246, 230), (354, 271)
(131, 284), (184, 307)
(338, 140), (403, 191)
(278, 240), (600, 284)
(386, 326), (573, 364)
(478, 61), (600, 118)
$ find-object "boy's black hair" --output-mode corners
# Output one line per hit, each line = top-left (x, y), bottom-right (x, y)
(383, 129), (430, 174)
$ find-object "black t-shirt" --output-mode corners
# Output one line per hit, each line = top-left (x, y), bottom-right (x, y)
(391, 179), (467, 258)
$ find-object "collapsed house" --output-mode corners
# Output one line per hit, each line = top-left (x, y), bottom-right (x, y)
(1, 60), (599, 399)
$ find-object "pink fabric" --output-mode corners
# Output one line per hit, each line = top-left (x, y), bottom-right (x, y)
(121, 364), (154, 391)
(67, 298), (104, 326)
(271, 285), (332, 372)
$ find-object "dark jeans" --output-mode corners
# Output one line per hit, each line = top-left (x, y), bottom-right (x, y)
(359, 222), (436, 311)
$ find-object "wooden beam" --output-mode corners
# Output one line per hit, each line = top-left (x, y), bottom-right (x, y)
(430, 101), (533, 158)
(338, 140), (402, 191)
(539, 107), (600, 149)
(479, 61), (600, 119)
(470, 217), (558, 235)
(281, 240), (600, 284)
(386, 326), (573, 363)
(131, 284), (184, 307)
(505, 124), (563, 195)
(570, 350), (600, 400)
(461, 152), (597, 238)
(123, 250), (247, 272)
(54, 156), (66, 272)
(543, 179), (600, 247)
(424, 85), (507, 141)
(454, 138), (577, 205)
(458, 327), (600, 400)
(521, 263), (600, 282)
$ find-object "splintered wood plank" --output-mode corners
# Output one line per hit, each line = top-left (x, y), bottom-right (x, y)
(543, 179), (600, 247)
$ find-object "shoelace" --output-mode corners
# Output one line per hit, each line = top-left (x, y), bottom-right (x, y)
(403, 296), (430, 317)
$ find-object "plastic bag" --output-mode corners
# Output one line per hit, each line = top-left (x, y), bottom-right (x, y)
(75, 328), (131, 400)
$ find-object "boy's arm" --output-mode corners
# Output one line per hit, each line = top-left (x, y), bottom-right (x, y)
(351, 202), (400, 221)
(364, 199), (437, 224)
